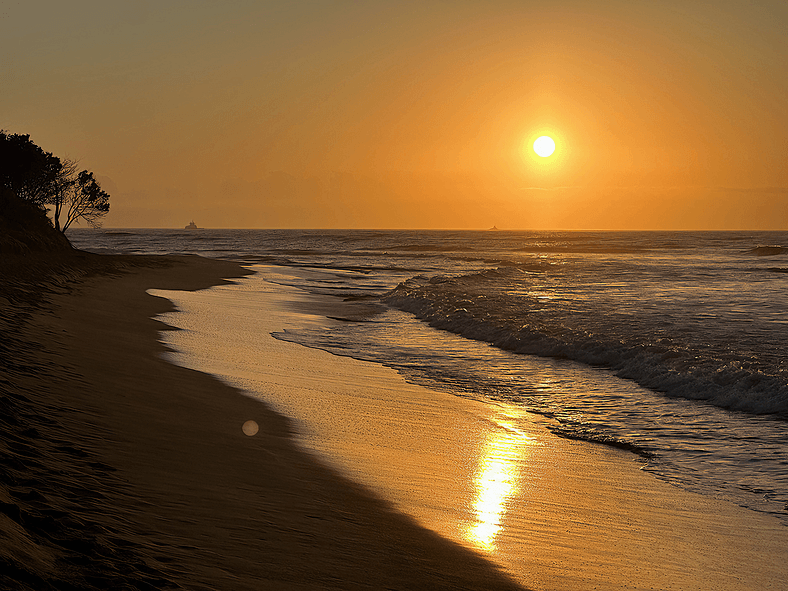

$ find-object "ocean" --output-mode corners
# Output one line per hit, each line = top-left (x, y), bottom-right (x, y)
(69, 228), (788, 523)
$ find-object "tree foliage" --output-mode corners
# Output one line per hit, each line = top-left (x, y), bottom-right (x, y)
(0, 131), (63, 208)
(0, 130), (110, 232)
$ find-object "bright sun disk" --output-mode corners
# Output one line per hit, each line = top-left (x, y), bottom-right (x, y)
(533, 136), (556, 158)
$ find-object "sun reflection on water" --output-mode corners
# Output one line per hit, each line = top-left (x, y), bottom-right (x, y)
(467, 419), (531, 551)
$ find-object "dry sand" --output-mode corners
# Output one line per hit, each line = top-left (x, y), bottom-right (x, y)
(1, 255), (523, 590)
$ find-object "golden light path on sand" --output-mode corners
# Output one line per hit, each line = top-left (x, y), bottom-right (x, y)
(468, 419), (530, 550)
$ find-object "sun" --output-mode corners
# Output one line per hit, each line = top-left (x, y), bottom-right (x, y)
(533, 136), (555, 158)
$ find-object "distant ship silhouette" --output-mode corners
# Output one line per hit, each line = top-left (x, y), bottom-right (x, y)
(488, 225), (499, 231)
(185, 221), (199, 229)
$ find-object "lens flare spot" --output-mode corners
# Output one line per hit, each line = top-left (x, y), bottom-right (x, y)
(242, 420), (259, 436)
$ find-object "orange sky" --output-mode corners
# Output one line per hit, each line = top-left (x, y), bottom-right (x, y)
(3, 1), (787, 229)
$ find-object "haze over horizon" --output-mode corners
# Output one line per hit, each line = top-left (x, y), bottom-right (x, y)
(3, 1), (787, 230)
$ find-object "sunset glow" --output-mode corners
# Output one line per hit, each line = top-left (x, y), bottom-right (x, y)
(3, 2), (786, 229)
(4, 3), (788, 585)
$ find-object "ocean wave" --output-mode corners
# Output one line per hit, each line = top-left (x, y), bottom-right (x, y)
(383, 273), (788, 418)
(390, 243), (473, 252)
(513, 244), (654, 254)
(748, 245), (785, 256)
(547, 425), (656, 458)
(272, 248), (326, 255)
(338, 232), (389, 243)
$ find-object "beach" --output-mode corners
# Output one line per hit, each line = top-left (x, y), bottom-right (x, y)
(6, 0), (788, 585)
(0, 254), (522, 590)
(3, 252), (788, 590)
(154, 265), (788, 591)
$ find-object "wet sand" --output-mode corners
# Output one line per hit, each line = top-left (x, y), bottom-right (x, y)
(153, 266), (788, 591)
(1, 255), (522, 590)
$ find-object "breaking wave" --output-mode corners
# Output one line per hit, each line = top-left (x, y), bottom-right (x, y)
(748, 245), (785, 256)
(384, 269), (788, 418)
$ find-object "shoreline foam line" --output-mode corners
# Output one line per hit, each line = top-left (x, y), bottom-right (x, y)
(153, 264), (788, 591)
(1, 255), (522, 591)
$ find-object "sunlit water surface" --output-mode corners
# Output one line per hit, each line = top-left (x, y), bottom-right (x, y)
(70, 229), (788, 522)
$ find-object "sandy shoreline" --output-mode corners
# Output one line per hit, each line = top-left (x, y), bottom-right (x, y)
(4, 254), (788, 590)
(155, 265), (788, 591)
(1, 255), (522, 590)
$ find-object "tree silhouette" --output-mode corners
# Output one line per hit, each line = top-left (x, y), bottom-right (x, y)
(1, 131), (110, 232)
(0, 131), (63, 208)
(50, 158), (78, 231)
(56, 169), (110, 232)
